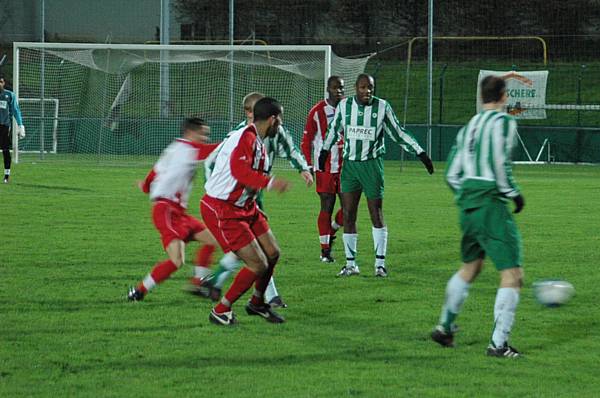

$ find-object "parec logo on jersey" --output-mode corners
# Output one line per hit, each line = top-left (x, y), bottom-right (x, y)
(347, 125), (376, 141)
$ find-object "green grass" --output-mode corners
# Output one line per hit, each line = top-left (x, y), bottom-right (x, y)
(2, 161), (600, 397)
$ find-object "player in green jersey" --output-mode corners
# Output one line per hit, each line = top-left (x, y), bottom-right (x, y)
(319, 73), (434, 278)
(430, 75), (525, 358)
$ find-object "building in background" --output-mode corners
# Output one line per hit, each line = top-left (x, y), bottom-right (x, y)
(0, 0), (181, 44)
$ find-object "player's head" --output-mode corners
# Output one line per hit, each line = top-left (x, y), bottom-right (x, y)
(253, 97), (283, 138)
(480, 75), (507, 105)
(0, 75), (5, 90)
(355, 73), (374, 105)
(327, 76), (344, 106)
(181, 117), (210, 143)
(242, 92), (265, 122)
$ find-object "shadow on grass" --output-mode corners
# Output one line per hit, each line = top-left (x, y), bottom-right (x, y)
(15, 183), (94, 192)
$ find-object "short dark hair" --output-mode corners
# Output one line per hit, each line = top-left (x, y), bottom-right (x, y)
(327, 75), (343, 87)
(181, 117), (207, 133)
(480, 75), (506, 104)
(253, 97), (282, 121)
(355, 73), (374, 85)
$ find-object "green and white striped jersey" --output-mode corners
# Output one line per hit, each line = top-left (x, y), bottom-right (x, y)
(233, 120), (309, 173)
(446, 109), (521, 210)
(322, 96), (424, 161)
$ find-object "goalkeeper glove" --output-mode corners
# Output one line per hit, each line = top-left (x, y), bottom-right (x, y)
(17, 125), (26, 139)
(418, 152), (434, 174)
(512, 194), (525, 214)
(318, 149), (329, 171)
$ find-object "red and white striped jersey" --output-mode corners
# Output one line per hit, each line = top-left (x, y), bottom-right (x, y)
(301, 99), (343, 173)
(141, 138), (218, 209)
(204, 124), (271, 209)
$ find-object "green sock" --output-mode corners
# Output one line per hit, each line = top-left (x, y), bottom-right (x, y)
(210, 265), (233, 289)
(441, 309), (458, 333)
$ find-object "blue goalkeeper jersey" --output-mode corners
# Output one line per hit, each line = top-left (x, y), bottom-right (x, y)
(0, 89), (23, 127)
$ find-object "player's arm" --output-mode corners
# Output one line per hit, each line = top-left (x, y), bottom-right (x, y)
(321, 104), (343, 152)
(445, 127), (464, 194)
(276, 125), (310, 173)
(275, 127), (313, 186)
(196, 142), (220, 161)
(318, 104), (343, 169)
(492, 116), (523, 212)
(9, 92), (25, 138)
(139, 168), (156, 194)
(383, 102), (433, 174)
(383, 102), (423, 155)
(301, 108), (318, 170)
(230, 131), (272, 191)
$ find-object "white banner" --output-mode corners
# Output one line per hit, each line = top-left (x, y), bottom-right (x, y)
(477, 70), (549, 119)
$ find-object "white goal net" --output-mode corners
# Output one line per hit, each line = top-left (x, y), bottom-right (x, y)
(13, 43), (370, 165)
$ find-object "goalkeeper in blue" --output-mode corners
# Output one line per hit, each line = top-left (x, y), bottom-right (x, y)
(319, 73), (434, 278)
(430, 75), (525, 358)
(0, 75), (26, 183)
(197, 92), (313, 308)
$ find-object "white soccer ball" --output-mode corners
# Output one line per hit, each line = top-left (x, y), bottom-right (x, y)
(533, 280), (575, 307)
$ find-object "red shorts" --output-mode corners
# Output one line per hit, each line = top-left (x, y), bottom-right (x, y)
(316, 171), (341, 194)
(152, 200), (206, 249)
(200, 195), (270, 253)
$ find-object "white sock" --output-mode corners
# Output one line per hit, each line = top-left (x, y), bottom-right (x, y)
(319, 235), (330, 246)
(343, 233), (357, 267)
(193, 266), (211, 280)
(491, 287), (520, 348)
(331, 220), (341, 231)
(4, 169), (10, 175)
(142, 275), (157, 292)
(372, 226), (388, 268)
(221, 252), (241, 271)
(265, 276), (279, 302)
(213, 252), (242, 289)
(439, 272), (471, 331)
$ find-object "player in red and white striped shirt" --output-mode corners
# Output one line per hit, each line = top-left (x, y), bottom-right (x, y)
(127, 117), (220, 301)
(301, 76), (345, 262)
(200, 98), (290, 326)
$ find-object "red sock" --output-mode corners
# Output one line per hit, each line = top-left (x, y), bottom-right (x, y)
(137, 259), (178, 293)
(251, 265), (275, 306)
(150, 260), (178, 283)
(195, 244), (215, 267)
(215, 267), (257, 313)
(334, 209), (344, 229)
(318, 211), (332, 249)
(136, 283), (148, 294)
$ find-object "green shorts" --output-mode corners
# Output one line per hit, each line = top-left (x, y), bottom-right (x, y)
(341, 158), (384, 199)
(459, 200), (523, 270)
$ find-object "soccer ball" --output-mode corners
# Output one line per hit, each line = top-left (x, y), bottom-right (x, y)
(533, 280), (575, 307)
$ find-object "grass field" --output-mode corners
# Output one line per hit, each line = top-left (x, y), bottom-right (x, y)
(2, 160), (600, 397)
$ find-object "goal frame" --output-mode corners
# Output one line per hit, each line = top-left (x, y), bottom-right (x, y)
(13, 42), (334, 163)
(17, 98), (60, 155)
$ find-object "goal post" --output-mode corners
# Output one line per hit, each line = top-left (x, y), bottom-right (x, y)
(13, 42), (369, 165)
(17, 98), (60, 155)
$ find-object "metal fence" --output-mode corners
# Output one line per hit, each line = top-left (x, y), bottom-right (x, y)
(2, 0), (599, 162)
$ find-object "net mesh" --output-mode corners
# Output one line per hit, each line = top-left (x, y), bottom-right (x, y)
(16, 45), (369, 165)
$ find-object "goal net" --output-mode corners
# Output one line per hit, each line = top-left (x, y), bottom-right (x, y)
(14, 43), (370, 165)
